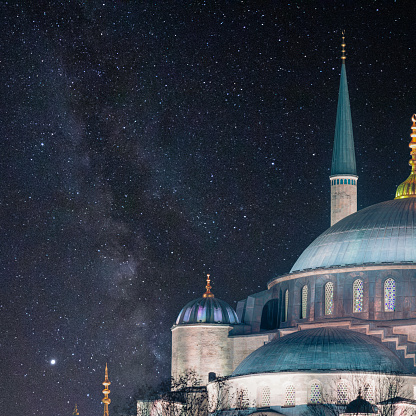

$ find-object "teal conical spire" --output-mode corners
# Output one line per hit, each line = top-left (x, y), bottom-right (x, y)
(330, 32), (358, 226)
(331, 54), (357, 176)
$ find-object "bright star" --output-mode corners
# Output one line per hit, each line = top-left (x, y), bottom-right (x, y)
(50, 359), (56, 365)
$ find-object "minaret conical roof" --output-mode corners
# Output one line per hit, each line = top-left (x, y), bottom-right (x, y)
(331, 60), (357, 176)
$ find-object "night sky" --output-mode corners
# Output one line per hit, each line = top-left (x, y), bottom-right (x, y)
(1, 1), (415, 415)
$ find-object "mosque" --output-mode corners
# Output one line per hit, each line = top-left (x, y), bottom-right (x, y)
(142, 38), (416, 415)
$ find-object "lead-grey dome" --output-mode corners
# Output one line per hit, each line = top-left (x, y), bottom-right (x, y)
(291, 198), (416, 273)
(175, 297), (240, 325)
(232, 327), (405, 376)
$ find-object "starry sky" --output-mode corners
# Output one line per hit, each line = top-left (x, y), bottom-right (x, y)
(1, 1), (415, 415)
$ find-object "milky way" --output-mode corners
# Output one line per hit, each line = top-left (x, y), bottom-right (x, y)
(1, 2), (415, 415)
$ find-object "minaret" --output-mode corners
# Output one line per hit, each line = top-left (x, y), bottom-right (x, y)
(102, 363), (111, 416)
(330, 31), (358, 226)
(395, 114), (416, 199)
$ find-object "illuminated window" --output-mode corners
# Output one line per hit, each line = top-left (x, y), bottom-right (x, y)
(310, 383), (321, 404)
(261, 386), (271, 407)
(284, 290), (289, 322)
(337, 382), (348, 404)
(301, 285), (308, 319)
(384, 278), (396, 312)
(325, 282), (334, 315)
(353, 279), (363, 312)
(285, 384), (295, 406)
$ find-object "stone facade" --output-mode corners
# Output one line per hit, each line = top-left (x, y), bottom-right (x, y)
(330, 175), (358, 226)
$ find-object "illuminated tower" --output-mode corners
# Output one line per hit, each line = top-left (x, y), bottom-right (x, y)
(395, 114), (416, 199)
(102, 363), (111, 416)
(330, 31), (358, 226)
(73, 403), (79, 415)
(171, 274), (240, 385)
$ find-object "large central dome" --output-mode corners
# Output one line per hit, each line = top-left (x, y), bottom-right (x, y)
(291, 198), (416, 272)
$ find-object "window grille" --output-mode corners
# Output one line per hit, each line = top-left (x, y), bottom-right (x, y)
(301, 285), (308, 319)
(285, 384), (295, 406)
(337, 382), (348, 404)
(310, 383), (321, 404)
(353, 279), (363, 312)
(384, 278), (396, 311)
(284, 290), (289, 322)
(325, 282), (334, 315)
(364, 384), (375, 403)
(237, 388), (249, 409)
(261, 386), (271, 407)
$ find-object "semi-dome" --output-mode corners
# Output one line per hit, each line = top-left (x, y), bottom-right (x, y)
(232, 327), (405, 376)
(175, 274), (240, 325)
(291, 198), (416, 273)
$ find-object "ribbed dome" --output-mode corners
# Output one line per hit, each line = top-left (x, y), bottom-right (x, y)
(396, 173), (416, 199)
(175, 297), (240, 325)
(232, 327), (405, 376)
(291, 198), (416, 273)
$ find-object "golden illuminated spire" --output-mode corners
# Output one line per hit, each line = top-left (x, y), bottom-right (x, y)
(102, 363), (111, 416)
(395, 114), (416, 199)
(73, 403), (79, 415)
(341, 30), (346, 61)
(203, 274), (214, 298)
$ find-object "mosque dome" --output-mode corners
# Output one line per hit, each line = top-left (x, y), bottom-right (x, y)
(290, 198), (416, 273)
(232, 327), (405, 376)
(345, 395), (377, 414)
(175, 275), (240, 325)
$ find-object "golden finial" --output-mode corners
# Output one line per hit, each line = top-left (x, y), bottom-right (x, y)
(395, 114), (416, 199)
(102, 363), (111, 416)
(73, 403), (79, 415)
(203, 274), (214, 298)
(341, 30), (346, 61)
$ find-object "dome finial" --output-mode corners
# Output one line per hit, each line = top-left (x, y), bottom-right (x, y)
(341, 30), (346, 61)
(395, 114), (416, 199)
(203, 274), (214, 298)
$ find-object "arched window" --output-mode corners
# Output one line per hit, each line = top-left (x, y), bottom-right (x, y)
(285, 384), (295, 406)
(337, 382), (348, 404)
(260, 386), (271, 407)
(364, 383), (375, 403)
(283, 290), (289, 322)
(353, 279), (364, 313)
(301, 285), (308, 319)
(310, 382), (321, 404)
(260, 299), (280, 330)
(325, 282), (334, 315)
(236, 388), (249, 409)
(384, 278), (396, 312)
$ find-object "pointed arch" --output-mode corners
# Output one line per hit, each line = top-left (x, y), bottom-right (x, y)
(324, 282), (334, 315)
(285, 384), (295, 406)
(283, 289), (289, 322)
(301, 285), (308, 319)
(384, 278), (396, 311)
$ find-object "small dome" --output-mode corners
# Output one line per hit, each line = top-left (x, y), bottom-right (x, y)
(345, 395), (377, 414)
(175, 297), (239, 325)
(291, 198), (416, 272)
(232, 327), (404, 376)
